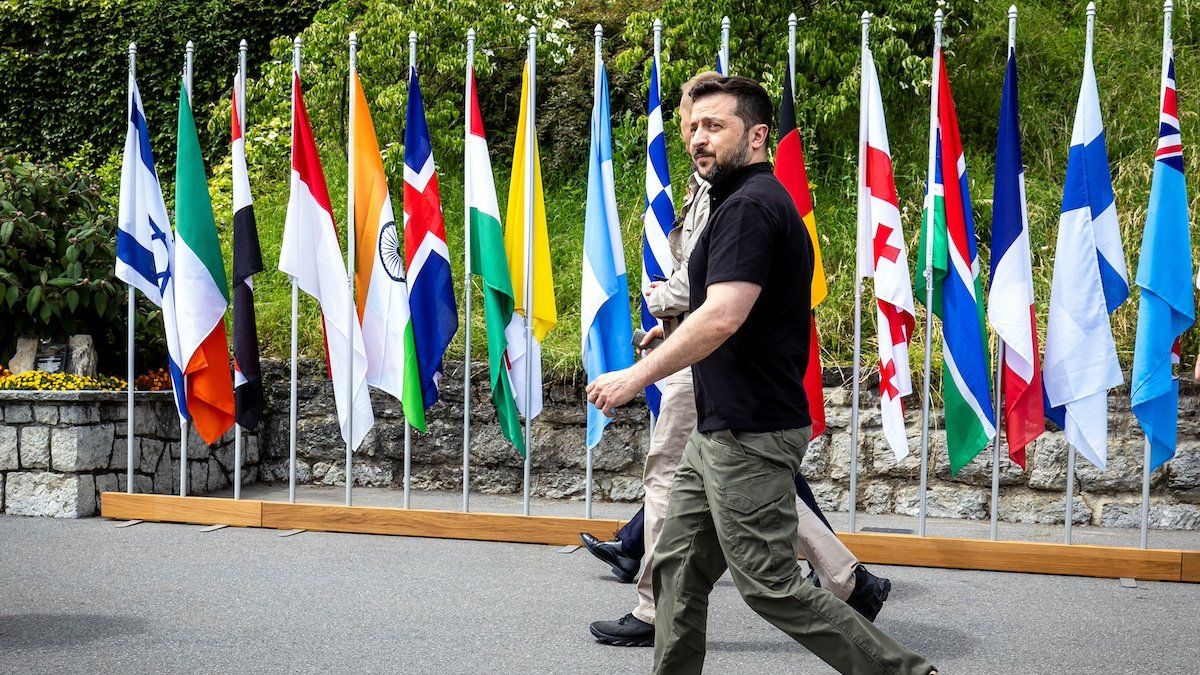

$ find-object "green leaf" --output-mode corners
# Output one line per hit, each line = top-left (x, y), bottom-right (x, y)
(39, 302), (52, 323)
(4, 286), (17, 308)
(95, 290), (107, 317)
(66, 289), (79, 313)
(26, 285), (41, 313)
(0, 221), (12, 244)
(48, 277), (74, 288)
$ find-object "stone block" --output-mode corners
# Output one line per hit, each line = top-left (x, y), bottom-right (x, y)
(1167, 442), (1200, 492)
(862, 482), (894, 514)
(94, 473), (119, 503)
(0, 472), (4, 511)
(936, 447), (1026, 487)
(318, 460), (344, 486)
(808, 481), (849, 512)
(998, 489), (1090, 525)
(6, 404), (32, 424)
(1028, 435), (1069, 490)
(66, 334), (97, 377)
(0, 425), (17, 470)
(188, 461), (207, 495)
(895, 484), (989, 520)
(1076, 439), (1164, 493)
(257, 459), (290, 483)
(134, 405), (159, 436)
(828, 434), (868, 482)
(869, 434), (923, 479)
(207, 458), (228, 493)
(350, 461), (394, 488)
(1099, 500), (1200, 530)
(50, 424), (113, 472)
(138, 439), (165, 474)
(19, 426), (49, 469)
(32, 405), (58, 424)
(4, 472), (96, 517)
(59, 404), (100, 425)
(799, 433), (831, 479)
(594, 475), (643, 502)
(9, 336), (36, 373)
(153, 455), (174, 495)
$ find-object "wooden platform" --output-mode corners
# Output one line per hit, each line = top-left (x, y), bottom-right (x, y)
(101, 492), (1199, 583)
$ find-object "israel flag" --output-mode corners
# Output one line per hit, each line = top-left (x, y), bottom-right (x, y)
(1043, 34), (1128, 469)
(582, 62), (633, 448)
(115, 76), (188, 417)
(641, 51), (674, 416)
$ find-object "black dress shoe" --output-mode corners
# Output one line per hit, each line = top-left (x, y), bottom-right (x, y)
(845, 564), (891, 622)
(580, 532), (641, 583)
(589, 613), (654, 647)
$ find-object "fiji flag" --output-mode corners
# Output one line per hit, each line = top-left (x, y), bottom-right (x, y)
(1044, 33), (1129, 470)
(1132, 42), (1194, 471)
(115, 71), (187, 419)
(641, 52), (674, 417)
(404, 65), (458, 410)
(582, 62), (634, 448)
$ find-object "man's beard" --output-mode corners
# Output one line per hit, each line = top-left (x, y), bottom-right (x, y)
(696, 132), (751, 185)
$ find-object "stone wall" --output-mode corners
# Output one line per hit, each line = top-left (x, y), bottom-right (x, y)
(0, 391), (258, 517)
(252, 359), (1200, 530)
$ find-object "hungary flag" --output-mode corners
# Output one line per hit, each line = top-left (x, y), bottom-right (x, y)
(466, 68), (523, 454)
(174, 80), (235, 444)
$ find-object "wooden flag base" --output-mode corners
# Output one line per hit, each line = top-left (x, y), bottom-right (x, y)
(100, 492), (1200, 583)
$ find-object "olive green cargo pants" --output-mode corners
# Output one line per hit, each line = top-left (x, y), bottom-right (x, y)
(651, 428), (934, 675)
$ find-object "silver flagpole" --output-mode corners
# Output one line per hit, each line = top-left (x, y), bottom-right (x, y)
(917, 9), (943, 538)
(1067, 3), (1098, 546)
(289, 37), (301, 504)
(345, 32), (358, 508)
(180, 40), (195, 498)
(850, 12), (869, 534)
(126, 42), (137, 495)
(523, 26), (537, 517)
(586, 22), (604, 520)
(234, 38), (247, 501)
(1143, 0), (1174, 550)
(404, 30), (418, 510)
(720, 16), (730, 74)
(990, 6), (1018, 541)
(462, 27), (476, 514)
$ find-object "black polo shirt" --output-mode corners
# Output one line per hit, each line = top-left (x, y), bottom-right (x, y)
(687, 161), (814, 433)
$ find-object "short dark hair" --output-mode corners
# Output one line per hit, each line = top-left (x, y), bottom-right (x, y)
(687, 76), (774, 139)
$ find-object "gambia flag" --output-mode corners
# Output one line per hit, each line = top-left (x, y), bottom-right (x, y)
(173, 80), (235, 444)
(466, 67), (524, 453)
(916, 47), (996, 474)
(775, 63), (827, 438)
(231, 72), (265, 431)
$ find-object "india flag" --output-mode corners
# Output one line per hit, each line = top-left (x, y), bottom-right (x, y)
(173, 79), (235, 444)
(504, 60), (556, 420)
(351, 71), (425, 432)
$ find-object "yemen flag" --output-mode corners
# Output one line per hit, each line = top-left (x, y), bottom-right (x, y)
(775, 64), (827, 439)
(231, 73), (265, 431)
(504, 60), (557, 420)
(173, 80), (235, 444)
(915, 48), (996, 474)
(352, 70), (426, 432)
(466, 68), (524, 454)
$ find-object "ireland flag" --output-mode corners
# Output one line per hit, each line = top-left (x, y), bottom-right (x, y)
(173, 80), (235, 444)
(916, 46), (996, 474)
(466, 67), (524, 454)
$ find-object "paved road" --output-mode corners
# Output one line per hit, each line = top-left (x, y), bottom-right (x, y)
(2, 514), (1198, 674)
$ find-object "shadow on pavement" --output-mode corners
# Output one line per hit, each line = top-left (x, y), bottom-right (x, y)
(0, 614), (147, 651)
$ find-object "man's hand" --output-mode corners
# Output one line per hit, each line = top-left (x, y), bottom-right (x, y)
(644, 281), (663, 296)
(586, 367), (645, 418)
(638, 324), (664, 356)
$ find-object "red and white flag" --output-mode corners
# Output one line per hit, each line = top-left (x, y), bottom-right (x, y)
(857, 43), (916, 460)
(278, 70), (374, 451)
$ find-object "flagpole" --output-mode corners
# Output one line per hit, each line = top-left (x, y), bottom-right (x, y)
(126, 42), (137, 495)
(345, 32), (358, 508)
(1141, 0), (1174, 551)
(403, 30), (417, 510)
(522, 26), (537, 517)
(234, 38), (247, 501)
(586, 22), (604, 520)
(917, 9), (943, 538)
(850, 12), (869, 535)
(180, 40), (194, 499)
(720, 16), (730, 75)
(462, 27), (476, 514)
(289, 37), (301, 505)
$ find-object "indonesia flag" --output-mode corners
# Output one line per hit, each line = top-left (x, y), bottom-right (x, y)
(988, 40), (1043, 470)
(858, 41), (916, 460)
(231, 73), (265, 432)
(278, 70), (374, 450)
(404, 65), (458, 411)
(775, 60), (827, 438)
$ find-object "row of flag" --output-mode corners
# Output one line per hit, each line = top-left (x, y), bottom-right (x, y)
(857, 9), (1194, 478)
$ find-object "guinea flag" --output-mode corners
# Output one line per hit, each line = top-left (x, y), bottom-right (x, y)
(775, 65), (827, 438)
(173, 80), (235, 444)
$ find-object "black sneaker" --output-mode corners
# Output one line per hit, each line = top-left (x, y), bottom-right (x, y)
(580, 533), (641, 583)
(589, 613), (654, 647)
(845, 564), (891, 622)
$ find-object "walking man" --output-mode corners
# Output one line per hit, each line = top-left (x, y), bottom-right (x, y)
(586, 76), (935, 674)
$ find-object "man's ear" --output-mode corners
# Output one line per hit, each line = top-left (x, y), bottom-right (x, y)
(750, 123), (769, 150)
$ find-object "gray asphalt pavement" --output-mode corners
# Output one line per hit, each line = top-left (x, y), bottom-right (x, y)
(2, 508), (1199, 674)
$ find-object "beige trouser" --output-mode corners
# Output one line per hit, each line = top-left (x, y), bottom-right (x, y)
(632, 369), (858, 625)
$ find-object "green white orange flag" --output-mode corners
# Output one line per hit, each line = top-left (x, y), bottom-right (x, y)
(350, 71), (426, 432)
(466, 68), (524, 453)
(173, 80), (235, 444)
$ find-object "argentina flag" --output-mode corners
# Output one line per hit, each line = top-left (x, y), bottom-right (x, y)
(641, 51), (674, 417)
(115, 73), (188, 419)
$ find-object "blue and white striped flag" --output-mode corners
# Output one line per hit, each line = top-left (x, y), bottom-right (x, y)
(1044, 34), (1129, 470)
(115, 77), (188, 418)
(1132, 41), (1194, 471)
(582, 62), (634, 448)
(641, 51), (674, 416)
